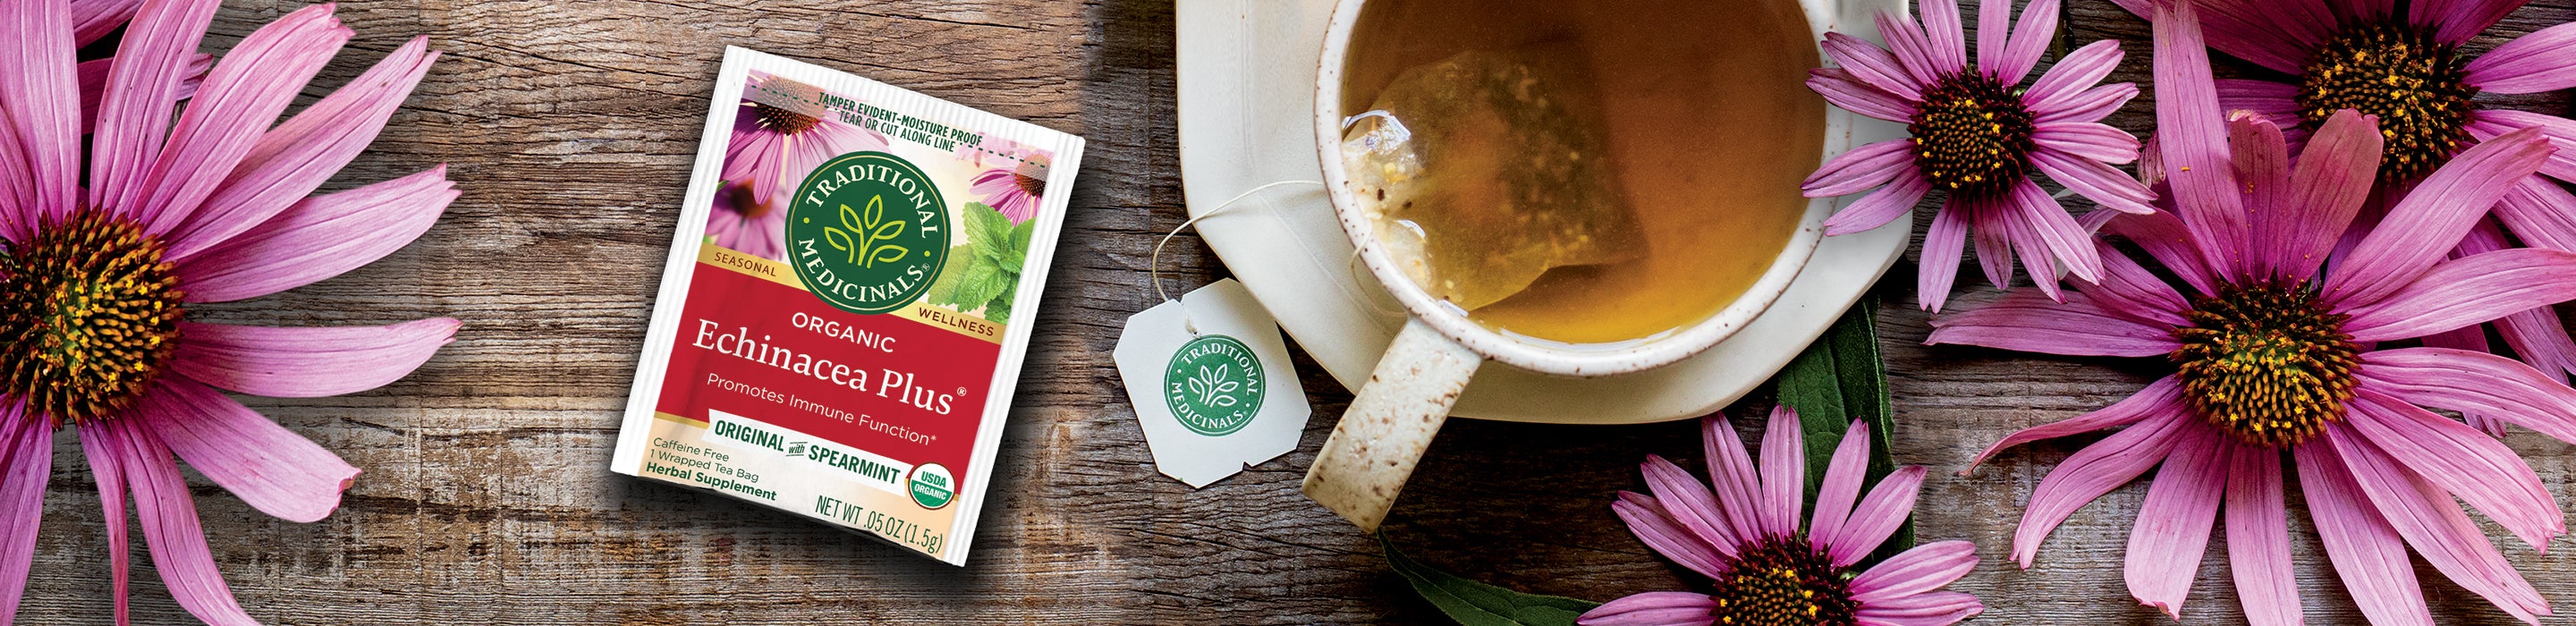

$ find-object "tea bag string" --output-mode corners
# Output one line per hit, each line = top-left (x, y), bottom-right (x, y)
(1148, 180), (1326, 334)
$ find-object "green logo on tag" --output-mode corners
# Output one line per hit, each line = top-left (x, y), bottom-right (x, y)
(909, 462), (954, 510)
(787, 152), (950, 315)
(1165, 334), (1266, 436)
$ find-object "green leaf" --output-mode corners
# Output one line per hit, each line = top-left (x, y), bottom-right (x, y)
(1773, 294), (1908, 563)
(923, 243), (979, 304)
(964, 201), (1011, 250)
(1382, 532), (1597, 626)
(1005, 217), (1035, 268)
(983, 296), (1012, 325)
(948, 259), (1008, 309)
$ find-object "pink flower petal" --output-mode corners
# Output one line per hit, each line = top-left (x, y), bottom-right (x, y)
(69, 0), (140, 47)
(2031, 148), (2155, 215)
(1975, 0), (2011, 79)
(1822, 32), (1924, 101)
(2024, 40), (2124, 113)
(1806, 139), (1918, 198)
(2099, 209), (2219, 297)
(2221, 438), (2300, 626)
(177, 166), (458, 303)
(106, 419), (260, 625)
(169, 37), (438, 261)
(2009, 177), (2106, 283)
(2417, 318), (2512, 436)
(2495, 305), (2576, 382)
(2326, 128), (2554, 308)
(2123, 423), (2224, 618)
(75, 53), (211, 136)
(2076, 242), (2191, 326)
(1875, 9), (1942, 85)
(1612, 492), (1729, 579)
(1969, 204), (2019, 292)
(1970, 376), (2184, 468)
(2011, 404), (2193, 567)
(0, 0), (84, 229)
(1640, 455), (1744, 560)
(2179, 0), (2318, 73)
(1990, 202), (2069, 301)
(1826, 466), (1928, 566)
(2358, 347), (2576, 446)
(2215, 78), (2300, 113)
(2346, 389), (2563, 551)
(168, 318), (459, 398)
(2341, 248), (2576, 342)
(2468, 22), (2576, 94)
(1918, 0), (1968, 76)
(131, 4), (352, 237)
(84, 0), (219, 223)
(1919, 206), (1970, 313)
(1996, 0), (2059, 83)
(2231, 114), (2295, 278)
(2324, 424), (2550, 622)
(1809, 421), (1874, 555)
(721, 110), (790, 207)
(2275, 109), (2385, 280)
(1824, 168), (1931, 237)
(0, 404), (51, 624)
(1576, 591), (1718, 626)
(1809, 69), (1919, 123)
(2036, 82), (2136, 126)
(2031, 122), (2140, 164)
(1850, 540), (1979, 605)
(2149, 0), (2252, 275)
(1703, 415), (1771, 544)
(74, 422), (131, 623)
(2469, 109), (2576, 183)
(2420, 0), (2529, 45)
(1853, 590), (1985, 625)
(1928, 290), (2178, 357)
(2294, 440), (2437, 626)
(2496, 175), (2576, 252)
(1756, 405), (1802, 540)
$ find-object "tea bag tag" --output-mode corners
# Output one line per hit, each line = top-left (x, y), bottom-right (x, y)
(1115, 279), (1313, 487)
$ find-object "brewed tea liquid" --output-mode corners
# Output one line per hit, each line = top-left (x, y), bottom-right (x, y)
(1342, 0), (1824, 345)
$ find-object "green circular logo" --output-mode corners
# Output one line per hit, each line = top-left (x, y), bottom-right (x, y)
(1164, 334), (1267, 436)
(909, 462), (955, 510)
(785, 151), (950, 315)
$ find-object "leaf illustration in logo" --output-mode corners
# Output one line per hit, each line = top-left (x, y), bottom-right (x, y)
(823, 202), (860, 264)
(1186, 369), (1212, 403)
(856, 195), (911, 267)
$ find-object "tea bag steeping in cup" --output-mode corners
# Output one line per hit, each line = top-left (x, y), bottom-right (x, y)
(1340, 43), (1645, 311)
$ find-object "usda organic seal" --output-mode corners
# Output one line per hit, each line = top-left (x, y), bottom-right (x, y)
(787, 151), (951, 315)
(908, 462), (955, 510)
(1163, 334), (1266, 436)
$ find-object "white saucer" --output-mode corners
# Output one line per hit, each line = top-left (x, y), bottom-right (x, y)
(1172, 0), (1911, 424)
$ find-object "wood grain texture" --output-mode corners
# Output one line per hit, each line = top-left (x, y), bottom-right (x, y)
(20, 0), (2576, 623)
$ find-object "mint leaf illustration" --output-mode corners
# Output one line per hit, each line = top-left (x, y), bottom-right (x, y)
(920, 203), (1030, 324)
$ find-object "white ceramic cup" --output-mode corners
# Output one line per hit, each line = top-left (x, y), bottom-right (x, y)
(1299, 0), (1849, 530)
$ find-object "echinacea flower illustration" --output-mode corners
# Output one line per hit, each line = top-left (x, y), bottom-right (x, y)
(2104, 0), (2576, 389)
(1804, 0), (2156, 312)
(722, 72), (888, 213)
(0, 0), (457, 622)
(703, 117), (786, 260)
(1936, 4), (2576, 623)
(968, 150), (1049, 224)
(1579, 406), (1982, 626)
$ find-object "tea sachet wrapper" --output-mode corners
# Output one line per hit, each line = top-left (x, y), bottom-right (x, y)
(1341, 45), (1644, 310)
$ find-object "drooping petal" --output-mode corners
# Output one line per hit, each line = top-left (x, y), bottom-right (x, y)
(1849, 540), (1979, 605)
(2341, 248), (2576, 342)
(1756, 405), (1802, 540)
(1809, 421), (1874, 555)
(169, 37), (439, 261)
(2326, 425), (2551, 622)
(2221, 438), (2300, 626)
(0, 0), (84, 227)
(1991, 198), (2070, 301)
(74, 420), (129, 624)
(1826, 466), (1928, 566)
(2495, 174), (2576, 252)
(2030, 148), (2155, 215)
(2099, 208), (2218, 297)
(1809, 69), (1919, 122)
(86, 0), (221, 221)
(1918, 205), (1969, 313)
(2009, 177), (2106, 283)
(1822, 32), (1925, 101)
(0, 403), (51, 624)
(1704, 415), (1770, 544)
(1576, 592), (1719, 626)
(2025, 40), (2123, 111)
(2468, 109), (2576, 182)
(1806, 139), (1917, 198)
(2074, 242), (2192, 327)
(168, 317), (459, 398)
(131, 376), (360, 523)
(1970, 202), (2018, 292)
(2464, 21), (2576, 93)
(110, 419), (260, 625)
(2275, 109), (2385, 280)
(177, 166), (458, 302)
(1823, 166), (1932, 236)
(132, 4), (353, 237)
(68, 0), (140, 47)
(2124, 423), (2224, 618)
(1927, 290), (2179, 358)
(1611, 492), (1729, 579)
(2326, 128), (2554, 308)
(2495, 305), (2576, 382)
(2345, 389), (2563, 551)
(2012, 404), (2193, 567)
(1853, 590), (1985, 625)
(1996, 0), (2059, 83)
(2358, 347), (2576, 447)
(1970, 376), (2185, 468)
(2149, 0), (2251, 275)
(2231, 113), (2294, 278)
(2295, 440), (2437, 626)
(1640, 455), (1744, 560)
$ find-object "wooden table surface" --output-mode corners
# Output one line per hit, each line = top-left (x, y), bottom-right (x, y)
(26, 0), (2576, 623)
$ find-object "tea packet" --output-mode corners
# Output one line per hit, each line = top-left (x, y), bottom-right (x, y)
(1340, 44), (1645, 310)
(1114, 279), (1312, 487)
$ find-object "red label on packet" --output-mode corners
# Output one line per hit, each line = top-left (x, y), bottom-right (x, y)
(612, 47), (1084, 565)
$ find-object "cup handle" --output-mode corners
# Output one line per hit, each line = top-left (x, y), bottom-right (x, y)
(1302, 318), (1483, 530)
